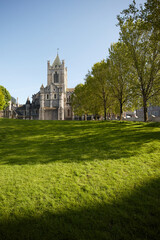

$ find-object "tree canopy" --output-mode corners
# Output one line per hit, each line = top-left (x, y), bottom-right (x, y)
(0, 85), (11, 110)
(0, 88), (5, 110)
(117, 0), (160, 121)
(71, 0), (160, 122)
(85, 61), (114, 120)
(108, 42), (135, 120)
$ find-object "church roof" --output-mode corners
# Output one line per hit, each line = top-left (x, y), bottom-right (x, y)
(67, 88), (75, 92)
(52, 54), (61, 67)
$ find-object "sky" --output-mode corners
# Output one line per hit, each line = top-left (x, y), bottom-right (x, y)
(0, 0), (146, 104)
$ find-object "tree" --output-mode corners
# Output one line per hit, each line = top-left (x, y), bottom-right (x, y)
(86, 61), (113, 120)
(117, 0), (160, 121)
(108, 42), (135, 120)
(71, 84), (88, 118)
(143, 0), (160, 32)
(0, 88), (5, 110)
(84, 73), (104, 119)
(0, 86), (11, 110)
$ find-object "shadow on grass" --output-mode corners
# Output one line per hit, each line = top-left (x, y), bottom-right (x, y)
(0, 119), (160, 165)
(0, 177), (159, 240)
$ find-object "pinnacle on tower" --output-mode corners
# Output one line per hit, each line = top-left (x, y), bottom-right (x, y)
(26, 97), (30, 104)
(52, 54), (61, 67)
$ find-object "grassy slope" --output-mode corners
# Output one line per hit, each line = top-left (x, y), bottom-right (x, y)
(0, 119), (160, 240)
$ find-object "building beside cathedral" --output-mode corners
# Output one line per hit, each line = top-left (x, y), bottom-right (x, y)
(4, 54), (74, 120)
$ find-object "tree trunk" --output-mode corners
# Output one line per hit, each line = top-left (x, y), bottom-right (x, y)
(120, 101), (123, 121)
(104, 103), (107, 120)
(102, 89), (107, 120)
(143, 97), (148, 122)
(103, 97), (107, 120)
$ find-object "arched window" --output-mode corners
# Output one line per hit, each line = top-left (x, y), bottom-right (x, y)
(54, 72), (59, 83)
(69, 96), (71, 102)
(46, 94), (49, 100)
(54, 94), (57, 99)
(68, 109), (70, 116)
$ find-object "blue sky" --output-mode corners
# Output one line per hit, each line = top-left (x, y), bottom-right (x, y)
(0, 0), (145, 104)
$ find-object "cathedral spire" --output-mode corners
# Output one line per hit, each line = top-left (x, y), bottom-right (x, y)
(26, 97), (30, 104)
(52, 52), (61, 67)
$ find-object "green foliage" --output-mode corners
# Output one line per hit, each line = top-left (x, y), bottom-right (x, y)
(108, 42), (136, 119)
(0, 119), (159, 240)
(117, 0), (160, 121)
(72, 62), (115, 119)
(0, 88), (5, 110)
(71, 83), (88, 116)
(0, 85), (11, 109)
(85, 74), (103, 117)
(85, 61), (114, 120)
(73, 1), (159, 122)
(143, 0), (160, 32)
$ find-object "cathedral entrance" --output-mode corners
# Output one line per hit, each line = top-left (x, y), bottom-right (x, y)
(44, 109), (58, 120)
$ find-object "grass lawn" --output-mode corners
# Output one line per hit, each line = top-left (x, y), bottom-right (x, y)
(0, 118), (160, 240)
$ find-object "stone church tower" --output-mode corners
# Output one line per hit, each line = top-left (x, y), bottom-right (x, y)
(39, 54), (73, 120)
(5, 54), (74, 120)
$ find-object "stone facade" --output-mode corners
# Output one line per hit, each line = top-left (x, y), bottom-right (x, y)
(4, 54), (74, 120)
(39, 55), (73, 120)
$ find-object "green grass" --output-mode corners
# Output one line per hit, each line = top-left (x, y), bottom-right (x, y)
(0, 119), (160, 240)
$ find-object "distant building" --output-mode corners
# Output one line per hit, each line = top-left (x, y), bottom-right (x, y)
(4, 54), (74, 120)
(135, 105), (160, 121)
(136, 106), (160, 118)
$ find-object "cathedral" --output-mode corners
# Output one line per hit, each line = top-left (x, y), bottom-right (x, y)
(5, 54), (74, 120)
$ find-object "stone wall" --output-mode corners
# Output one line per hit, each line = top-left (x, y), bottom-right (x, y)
(44, 109), (58, 120)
